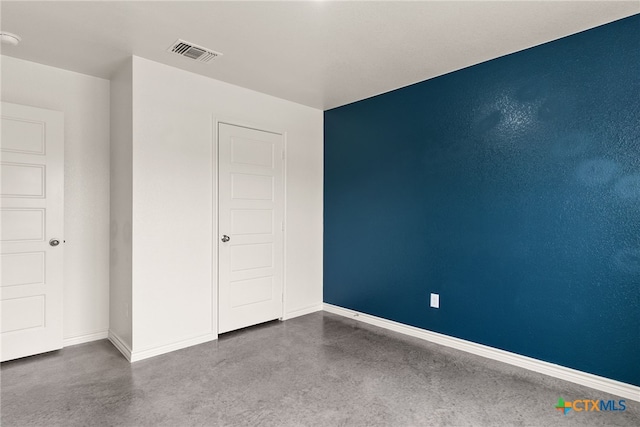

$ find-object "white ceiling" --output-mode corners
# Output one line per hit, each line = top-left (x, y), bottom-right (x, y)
(1, 1), (638, 110)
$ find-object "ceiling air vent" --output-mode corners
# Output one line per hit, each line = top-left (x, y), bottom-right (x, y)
(167, 39), (222, 63)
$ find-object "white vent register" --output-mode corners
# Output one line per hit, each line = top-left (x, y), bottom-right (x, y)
(167, 39), (222, 63)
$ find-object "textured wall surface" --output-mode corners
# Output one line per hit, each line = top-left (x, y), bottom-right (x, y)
(324, 15), (639, 385)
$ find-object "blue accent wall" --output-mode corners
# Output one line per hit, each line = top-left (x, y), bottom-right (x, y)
(324, 15), (640, 386)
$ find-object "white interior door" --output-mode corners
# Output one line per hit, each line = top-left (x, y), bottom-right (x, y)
(1, 102), (64, 362)
(218, 123), (284, 334)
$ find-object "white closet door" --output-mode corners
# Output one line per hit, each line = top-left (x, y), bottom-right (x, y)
(218, 123), (284, 334)
(1, 102), (64, 361)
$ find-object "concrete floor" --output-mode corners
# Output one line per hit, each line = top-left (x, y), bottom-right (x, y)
(1, 311), (638, 426)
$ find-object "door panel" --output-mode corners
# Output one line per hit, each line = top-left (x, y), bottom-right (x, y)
(1, 102), (64, 362)
(1, 252), (45, 287)
(0, 117), (45, 154)
(231, 173), (274, 200)
(218, 123), (284, 334)
(231, 209), (272, 235)
(1, 163), (45, 197)
(1, 209), (45, 242)
(1, 296), (45, 334)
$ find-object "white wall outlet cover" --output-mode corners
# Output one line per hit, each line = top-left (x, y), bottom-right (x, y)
(430, 293), (440, 308)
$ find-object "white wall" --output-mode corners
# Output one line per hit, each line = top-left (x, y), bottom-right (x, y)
(1, 56), (110, 345)
(129, 57), (323, 357)
(109, 58), (133, 350)
(1, 54), (322, 359)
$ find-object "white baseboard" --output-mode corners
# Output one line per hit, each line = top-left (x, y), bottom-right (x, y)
(323, 303), (640, 402)
(108, 330), (132, 361)
(283, 303), (323, 320)
(129, 333), (217, 363)
(63, 330), (108, 347)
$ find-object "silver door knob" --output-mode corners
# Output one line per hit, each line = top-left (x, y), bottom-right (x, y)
(221, 235), (230, 243)
(49, 239), (60, 247)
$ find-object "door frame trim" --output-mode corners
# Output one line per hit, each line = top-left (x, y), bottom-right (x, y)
(212, 116), (288, 335)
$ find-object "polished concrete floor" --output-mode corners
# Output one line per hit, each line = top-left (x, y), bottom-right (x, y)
(1, 311), (638, 426)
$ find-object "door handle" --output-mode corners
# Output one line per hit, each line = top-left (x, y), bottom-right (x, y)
(221, 235), (230, 243)
(49, 239), (60, 247)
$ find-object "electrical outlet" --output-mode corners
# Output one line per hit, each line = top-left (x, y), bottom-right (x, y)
(430, 293), (440, 309)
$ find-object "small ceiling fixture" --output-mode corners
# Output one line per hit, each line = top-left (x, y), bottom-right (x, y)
(167, 39), (222, 64)
(0, 31), (21, 46)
